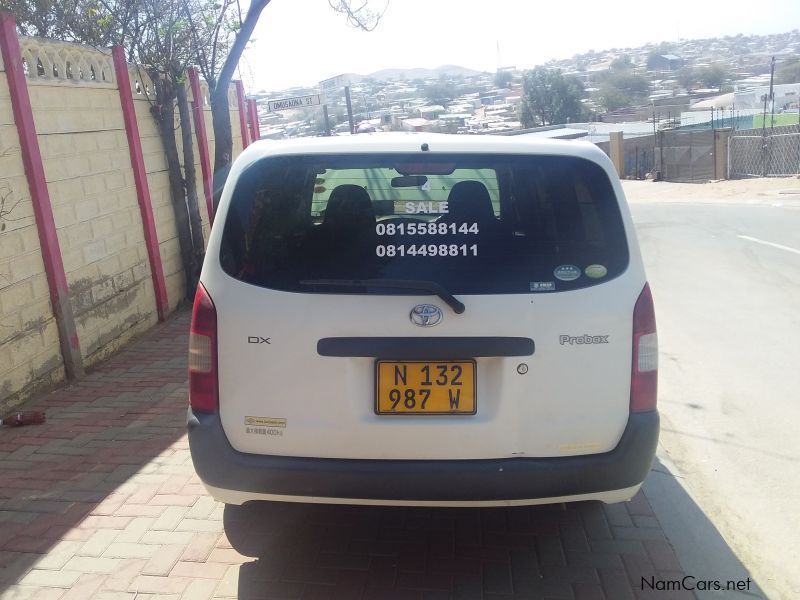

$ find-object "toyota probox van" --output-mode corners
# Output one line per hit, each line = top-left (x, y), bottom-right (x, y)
(188, 134), (658, 507)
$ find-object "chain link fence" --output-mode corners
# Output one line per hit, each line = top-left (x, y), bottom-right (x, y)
(728, 124), (800, 178)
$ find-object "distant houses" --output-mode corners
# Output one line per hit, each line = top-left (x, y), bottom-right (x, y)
(251, 28), (799, 139)
(648, 54), (684, 71)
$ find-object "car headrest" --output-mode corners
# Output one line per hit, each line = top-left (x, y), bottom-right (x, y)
(324, 184), (375, 229)
(445, 181), (495, 222)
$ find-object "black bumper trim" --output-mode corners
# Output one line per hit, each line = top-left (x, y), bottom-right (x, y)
(317, 336), (535, 359)
(188, 410), (659, 502)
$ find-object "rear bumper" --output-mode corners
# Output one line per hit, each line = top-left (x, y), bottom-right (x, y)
(188, 409), (659, 503)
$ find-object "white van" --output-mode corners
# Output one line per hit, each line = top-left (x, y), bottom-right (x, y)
(188, 133), (658, 507)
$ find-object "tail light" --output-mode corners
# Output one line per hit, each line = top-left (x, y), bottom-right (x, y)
(189, 283), (218, 412)
(630, 283), (657, 412)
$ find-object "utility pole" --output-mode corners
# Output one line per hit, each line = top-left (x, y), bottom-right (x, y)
(761, 56), (775, 176)
(761, 56), (775, 177)
(769, 56), (776, 131)
(344, 86), (355, 134)
(322, 104), (331, 136)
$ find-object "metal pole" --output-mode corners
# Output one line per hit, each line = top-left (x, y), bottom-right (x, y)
(344, 86), (355, 135)
(761, 61), (770, 177)
(322, 104), (331, 136)
(652, 108), (657, 177)
(769, 56), (776, 131)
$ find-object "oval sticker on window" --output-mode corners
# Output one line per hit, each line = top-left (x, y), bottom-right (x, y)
(554, 265), (581, 281)
(584, 264), (608, 279)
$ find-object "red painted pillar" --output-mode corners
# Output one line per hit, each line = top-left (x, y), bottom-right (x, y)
(235, 80), (250, 150)
(111, 46), (169, 322)
(188, 68), (214, 226)
(0, 12), (84, 378)
(246, 100), (255, 142)
(248, 99), (260, 141)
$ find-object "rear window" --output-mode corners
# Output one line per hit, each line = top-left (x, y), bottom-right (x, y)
(219, 153), (629, 295)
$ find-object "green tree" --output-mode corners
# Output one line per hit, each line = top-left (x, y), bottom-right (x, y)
(610, 55), (632, 71)
(519, 67), (585, 127)
(776, 58), (800, 84)
(494, 70), (512, 88)
(2, 0), (207, 295)
(698, 64), (729, 88)
(603, 71), (650, 97)
(0, 0), (138, 48)
(2, 0), (385, 290)
(180, 0), (385, 197)
(596, 84), (629, 111)
(591, 70), (650, 112)
(424, 80), (456, 105)
(676, 67), (697, 89)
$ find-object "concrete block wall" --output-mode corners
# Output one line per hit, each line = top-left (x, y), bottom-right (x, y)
(130, 69), (187, 312)
(28, 71), (159, 366)
(0, 52), (66, 406)
(0, 31), (246, 411)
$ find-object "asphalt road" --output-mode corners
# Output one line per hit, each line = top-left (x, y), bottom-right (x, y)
(628, 188), (800, 600)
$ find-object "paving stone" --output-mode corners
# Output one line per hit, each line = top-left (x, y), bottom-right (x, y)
(102, 543), (158, 559)
(180, 578), (218, 600)
(151, 507), (189, 532)
(60, 573), (107, 599)
(114, 518), (157, 544)
(0, 311), (690, 600)
(30, 541), (81, 571)
(169, 560), (229, 579)
(643, 541), (683, 572)
(62, 556), (125, 574)
(179, 532), (221, 563)
(18, 569), (81, 588)
(213, 564), (241, 598)
(483, 561), (513, 594)
(139, 531), (195, 546)
(396, 571), (452, 591)
(173, 518), (223, 533)
(128, 574), (191, 595)
(77, 530), (119, 558)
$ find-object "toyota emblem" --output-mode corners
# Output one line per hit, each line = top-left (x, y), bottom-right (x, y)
(410, 304), (443, 327)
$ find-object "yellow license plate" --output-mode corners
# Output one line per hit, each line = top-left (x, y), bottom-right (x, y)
(375, 360), (476, 415)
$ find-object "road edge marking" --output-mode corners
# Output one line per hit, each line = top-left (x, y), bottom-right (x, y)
(737, 235), (800, 256)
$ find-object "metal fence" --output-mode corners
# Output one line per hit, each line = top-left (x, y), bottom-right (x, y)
(656, 129), (715, 182)
(623, 136), (655, 180)
(728, 124), (800, 178)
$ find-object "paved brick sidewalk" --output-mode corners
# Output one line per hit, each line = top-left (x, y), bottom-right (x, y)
(0, 312), (693, 600)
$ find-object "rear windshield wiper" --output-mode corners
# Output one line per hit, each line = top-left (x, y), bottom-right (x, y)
(299, 279), (466, 314)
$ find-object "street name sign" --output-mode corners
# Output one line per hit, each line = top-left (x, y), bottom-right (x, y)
(267, 94), (322, 112)
(319, 74), (350, 93)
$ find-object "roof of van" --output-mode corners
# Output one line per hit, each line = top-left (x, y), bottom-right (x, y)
(243, 132), (609, 162)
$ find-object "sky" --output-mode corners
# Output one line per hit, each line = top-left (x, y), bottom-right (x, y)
(240, 0), (800, 94)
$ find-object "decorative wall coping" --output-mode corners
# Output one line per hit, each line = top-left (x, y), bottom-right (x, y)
(9, 33), (239, 105)
(126, 64), (233, 107)
(18, 36), (115, 87)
